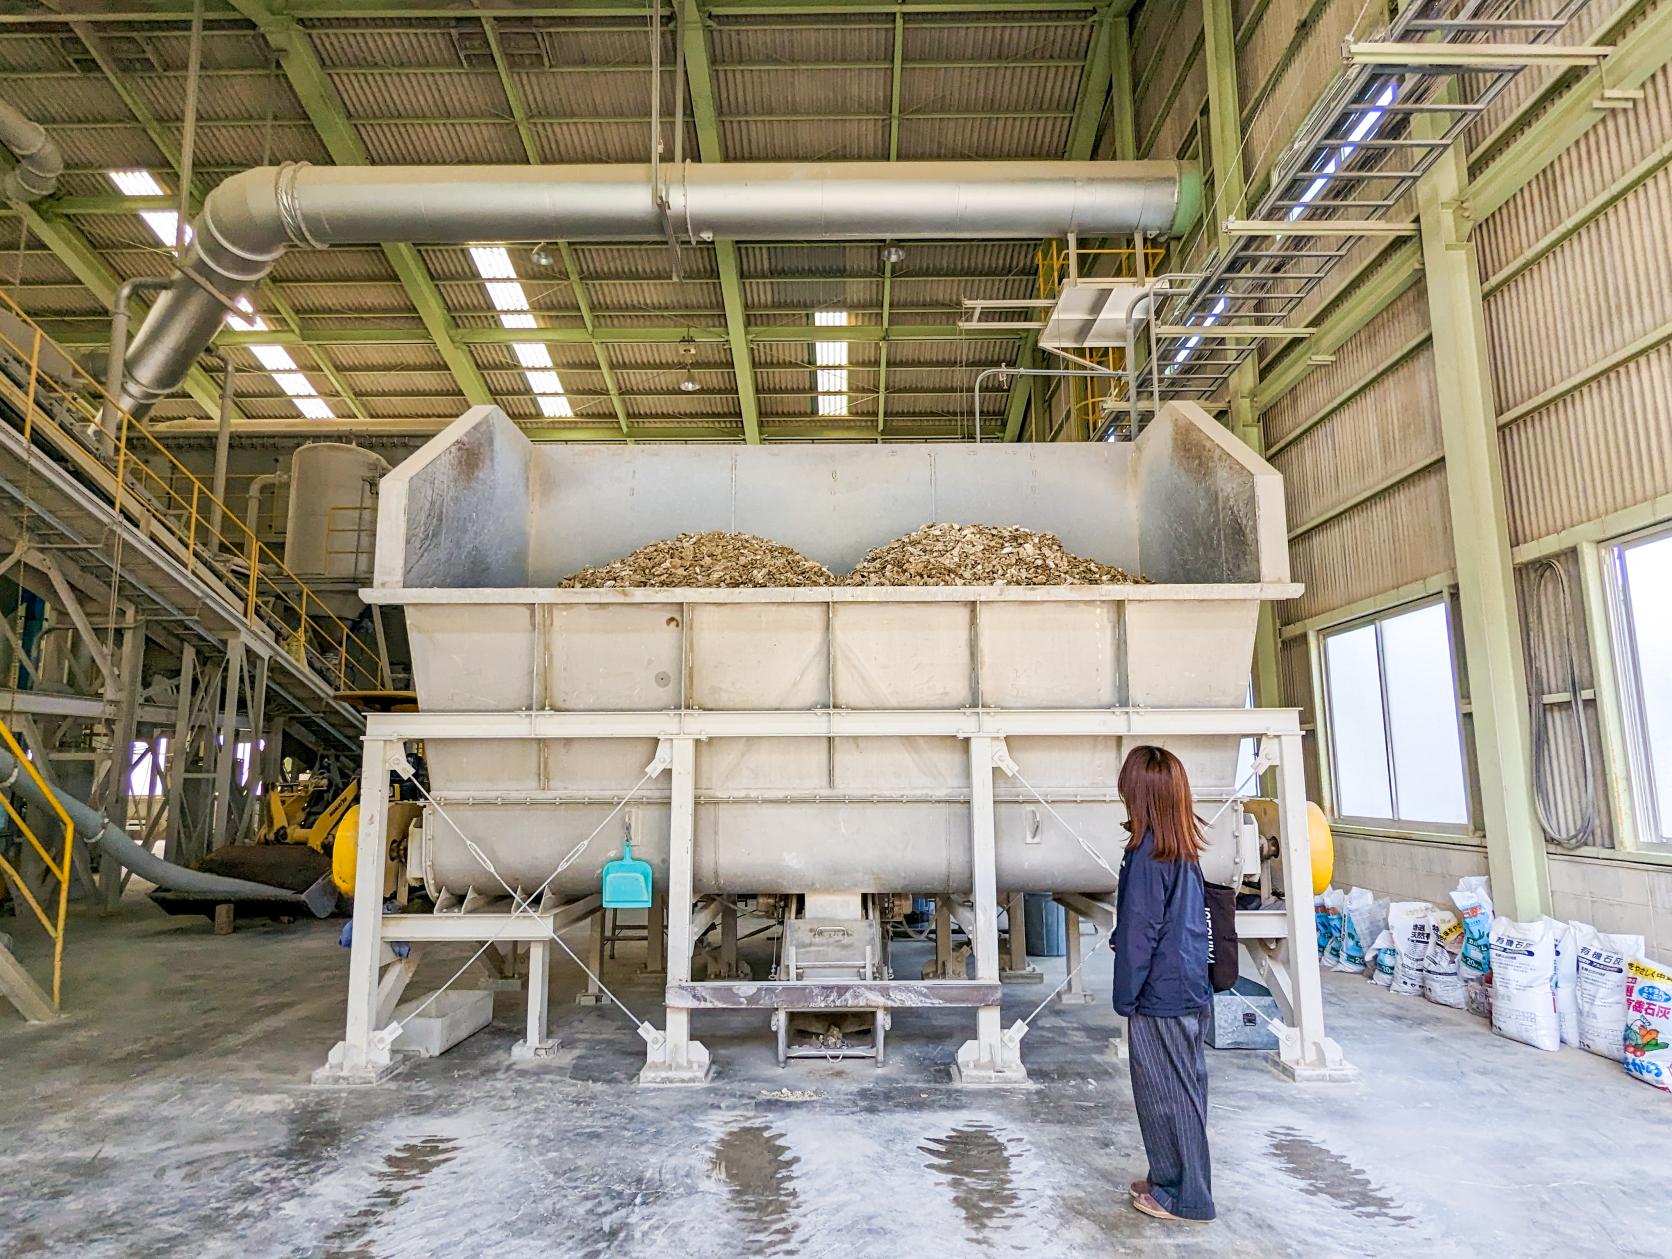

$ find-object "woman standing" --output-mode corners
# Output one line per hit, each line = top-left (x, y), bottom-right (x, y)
(1112, 744), (1215, 1223)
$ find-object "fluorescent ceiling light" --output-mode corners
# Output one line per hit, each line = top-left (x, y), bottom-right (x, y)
(469, 246), (517, 279)
(107, 169), (164, 197)
(485, 281), (530, 312)
(249, 345), (298, 372)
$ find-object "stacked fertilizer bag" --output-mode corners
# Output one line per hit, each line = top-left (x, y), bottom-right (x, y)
(1332, 871), (1672, 1093)
(1623, 956), (1672, 1091)
(1450, 877), (1494, 1017)
(1487, 915), (1562, 1051)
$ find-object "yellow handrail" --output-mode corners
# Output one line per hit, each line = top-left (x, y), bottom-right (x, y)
(0, 292), (383, 694)
(0, 718), (74, 1009)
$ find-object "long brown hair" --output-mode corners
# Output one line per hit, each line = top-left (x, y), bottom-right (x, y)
(1118, 744), (1203, 863)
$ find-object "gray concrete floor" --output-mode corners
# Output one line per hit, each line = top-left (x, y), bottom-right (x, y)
(1, 901), (1663, 1258)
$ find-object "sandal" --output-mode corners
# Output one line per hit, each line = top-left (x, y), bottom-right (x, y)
(1129, 1179), (1150, 1200)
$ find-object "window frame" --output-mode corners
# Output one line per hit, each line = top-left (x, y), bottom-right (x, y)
(1603, 521), (1672, 850)
(1317, 594), (1474, 835)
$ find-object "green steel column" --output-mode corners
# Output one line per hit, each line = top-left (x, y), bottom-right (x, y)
(1202, 0), (1280, 710)
(1416, 137), (1549, 920)
(680, 0), (763, 444)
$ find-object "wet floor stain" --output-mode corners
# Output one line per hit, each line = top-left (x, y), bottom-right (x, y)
(320, 1135), (461, 1258)
(1266, 1127), (1410, 1223)
(919, 1122), (1030, 1244)
(709, 1121), (800, 1256)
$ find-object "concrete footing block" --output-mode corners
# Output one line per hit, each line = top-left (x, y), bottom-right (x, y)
(390, 988), (494, 1059)
(511, 1038), (562, 1062)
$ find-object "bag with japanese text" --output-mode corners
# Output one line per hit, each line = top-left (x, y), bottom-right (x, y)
(1368, 930), (1397, 987)
(1622, 957), (1672, 1092)
(1574, 925), (1646, 1059)
(1337, 888), (1378, 974)
(1423, 909), (1468, 1010)
(1554, 920), (1582, 1047)
(1489, 916), (1561, 1052)
(1316, 888), (1345, 967)
(1449, 877), (1494, 1018)
(1387, 902), (1431, 998)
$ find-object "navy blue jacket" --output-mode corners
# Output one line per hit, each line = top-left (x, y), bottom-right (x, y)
(1112, 828), (1211, 1018)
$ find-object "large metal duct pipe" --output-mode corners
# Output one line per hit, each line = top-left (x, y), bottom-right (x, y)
(0, 744), (321, 910)
(118, 159), (1199, 413)
(0, 99), (63, 204)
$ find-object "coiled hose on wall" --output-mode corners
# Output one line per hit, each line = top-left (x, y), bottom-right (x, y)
(1524, 557), (1597, 848)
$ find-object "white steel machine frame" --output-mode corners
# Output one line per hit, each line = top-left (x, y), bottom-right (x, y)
(317, 703), (1350, 1088)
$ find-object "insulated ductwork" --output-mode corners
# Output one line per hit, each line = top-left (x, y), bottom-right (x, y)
(0, 99), (63, 204)
(0, 745), (330, 913)
(118, 159), (1201, 414)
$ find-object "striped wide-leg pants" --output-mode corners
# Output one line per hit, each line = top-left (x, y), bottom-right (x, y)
(1128, 1008), (1215, 1221)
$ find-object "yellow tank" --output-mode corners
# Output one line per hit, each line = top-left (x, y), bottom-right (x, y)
(1242, 798), (1334, 895)
(331, 801), (422, 898)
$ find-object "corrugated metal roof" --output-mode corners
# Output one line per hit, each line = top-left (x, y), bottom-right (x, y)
(900, 63), (1080, 115)
(516, 69), (676, 119)
(715, 67), (892, 117)
(570, 244), (716, 282)
(331, 70), (507, 120)
(709, 20), (894, 66)
(0, 6), (1097, 434)
(722, 118), (889, 161)
(897, 114), (1069, 159)
(901, 19), (1091, 63)
(320, 343), (450, 373)
(356, 121), (527, 165)
(271, 249), (399, 284)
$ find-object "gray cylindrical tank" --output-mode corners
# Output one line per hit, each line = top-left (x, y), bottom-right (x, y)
(282, 442), (389, 580)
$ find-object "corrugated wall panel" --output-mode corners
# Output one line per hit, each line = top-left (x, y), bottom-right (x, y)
(1285, 466), (1454, 621)
(1264, 283), (1431, 447)
(1241, 0), (1363, 194)
(1476, 62), (1672, 279)
(1483, 162), (1672, 416)
(1501, 341), (1672, 544)
(1134, 0), (1202, 158)
(1271, 342), (1441, 532)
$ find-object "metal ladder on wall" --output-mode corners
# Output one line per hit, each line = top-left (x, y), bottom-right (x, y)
(0, 717), (73, 1022)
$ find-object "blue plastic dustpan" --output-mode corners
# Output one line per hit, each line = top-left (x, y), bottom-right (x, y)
(601, 840), (653, 909)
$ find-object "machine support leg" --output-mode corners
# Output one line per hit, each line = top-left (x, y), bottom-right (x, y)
(923, 895), (958, 979)
(576, 910), (607, 1006)
(513, 938), (558, 1060)
(716, 899), (745, 979)
(1060, 908), (1093, 1005)
(641, 888), (666, 976)
(1273, 733), (1355, 1082)
(641, 737), (710, 1085)
(314, 737), (400, 1085)
(1002, 892), (1042, 984)
(955, 737), (1028, 1085)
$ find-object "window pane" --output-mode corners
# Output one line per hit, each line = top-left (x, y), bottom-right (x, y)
(1622, 534), (1672, 839)
(1325, 625), (1393, 818)
(1380, 604), (1468, 824)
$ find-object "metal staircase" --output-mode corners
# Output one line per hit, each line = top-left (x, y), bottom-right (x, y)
(0, 717), (71, 1021)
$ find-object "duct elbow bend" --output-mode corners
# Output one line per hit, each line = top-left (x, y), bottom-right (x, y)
(0, 102), (63, 204)
(119, 164), (298, 412)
